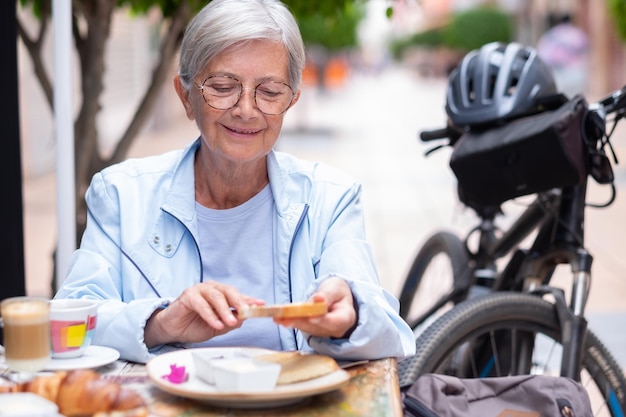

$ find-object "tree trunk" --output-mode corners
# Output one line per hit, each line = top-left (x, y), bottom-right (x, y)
(18, 0), (192, 284)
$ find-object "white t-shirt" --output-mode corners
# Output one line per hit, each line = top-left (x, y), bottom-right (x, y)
(194, 184), (282, 350)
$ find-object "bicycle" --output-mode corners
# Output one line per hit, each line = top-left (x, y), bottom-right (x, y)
(396, 83), (626, 417)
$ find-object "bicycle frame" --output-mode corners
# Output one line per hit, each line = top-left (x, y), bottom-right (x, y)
(464, 177), (592, 379)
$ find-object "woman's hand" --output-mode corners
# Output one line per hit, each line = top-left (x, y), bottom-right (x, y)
(144, 281), (263, 348)
(274, 276), (357, 339)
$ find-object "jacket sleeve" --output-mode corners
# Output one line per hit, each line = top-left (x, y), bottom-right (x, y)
(54, 172), (170, 363)
(299, 178), (416, 360)
(305, 274), (416, 361)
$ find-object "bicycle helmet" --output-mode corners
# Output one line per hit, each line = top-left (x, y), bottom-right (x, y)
(446, 42), (558, 128)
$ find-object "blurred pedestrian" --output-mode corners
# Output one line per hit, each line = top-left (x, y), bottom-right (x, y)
(537, 13), (590, 98)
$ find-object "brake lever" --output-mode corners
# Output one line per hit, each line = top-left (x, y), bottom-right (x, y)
(424, 144), (447, 157)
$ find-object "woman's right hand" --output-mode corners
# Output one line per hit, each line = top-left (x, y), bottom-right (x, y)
(144, 281), (264, 348)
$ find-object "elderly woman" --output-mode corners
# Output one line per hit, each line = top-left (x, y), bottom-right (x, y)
(56, 0), (415, 364)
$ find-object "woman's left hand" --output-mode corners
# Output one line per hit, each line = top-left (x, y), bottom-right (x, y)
(274, 276), (357, 339)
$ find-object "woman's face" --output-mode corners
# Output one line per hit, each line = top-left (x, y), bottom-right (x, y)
(175, 39), (299, 167)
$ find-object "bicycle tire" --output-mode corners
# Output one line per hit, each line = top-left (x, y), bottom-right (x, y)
(398, 292), (626, 417)
(398, 231), (470, 330)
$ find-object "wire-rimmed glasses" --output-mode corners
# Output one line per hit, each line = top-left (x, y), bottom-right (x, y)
(195, 75), (295, 115)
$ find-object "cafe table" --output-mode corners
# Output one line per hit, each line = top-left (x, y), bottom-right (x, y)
(1, 348), (403, 417)
(103, 355), (403, 417)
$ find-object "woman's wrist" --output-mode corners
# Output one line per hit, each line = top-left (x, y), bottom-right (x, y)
(144, 306), (168, 348)
(332, 294), (359, 340)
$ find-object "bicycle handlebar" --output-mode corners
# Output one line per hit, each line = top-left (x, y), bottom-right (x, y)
(419, 124), (464, 148)
(420, 127), (452, 142)
(597, 85), (626, 116)
(419, 85), (626, 150)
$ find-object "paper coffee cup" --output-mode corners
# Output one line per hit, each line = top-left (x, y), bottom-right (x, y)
(49, 299), (98, 359)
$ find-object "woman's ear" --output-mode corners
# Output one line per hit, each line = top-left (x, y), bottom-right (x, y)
(288, 89), (301, 110)
(173, 75), (195, 120)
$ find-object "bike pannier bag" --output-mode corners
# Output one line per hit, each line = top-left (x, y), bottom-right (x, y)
(449, 95), (588, 207)
(402, 373), (592, 417)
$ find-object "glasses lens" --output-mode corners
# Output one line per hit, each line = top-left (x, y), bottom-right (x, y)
(255, 82), (294, 115)
(202, 76), (241, 110)
(200, 76), (294, 115)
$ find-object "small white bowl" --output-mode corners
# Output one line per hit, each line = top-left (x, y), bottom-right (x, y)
(192, 348), (251, 385)
(211, 358), (281, 392)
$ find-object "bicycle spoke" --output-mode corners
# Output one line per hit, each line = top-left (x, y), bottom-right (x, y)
(489, 330), (502, 376)
(469, 341), (478, 377)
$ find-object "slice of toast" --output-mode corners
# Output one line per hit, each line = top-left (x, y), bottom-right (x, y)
(255, 351), (339, 385)
(237, 301), (327, 319)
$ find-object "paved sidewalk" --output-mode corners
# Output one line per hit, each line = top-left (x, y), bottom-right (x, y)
(22, 65), (626, 366)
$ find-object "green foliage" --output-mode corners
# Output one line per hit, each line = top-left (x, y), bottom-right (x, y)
(385, 6), (393, 19)
(444, 6), (512, 51)
(18, 0), (46, 18)
(293, 1), (365, 51)
(283, 0), (356, 19)
(409, 28), (444, 48)
(117, 0), (206, 17)
(119, 0), (363, 19)
(389, 28), (443, 60)
(117, 0), (366, 50)
(18, 0), (205, 18)
(608, 0), (626, 41)
(390, 5), (513, 59)
(118, 0), (367, 51)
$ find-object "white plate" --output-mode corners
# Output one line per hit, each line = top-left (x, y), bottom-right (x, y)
(146, 348), (351, 408)
(44, 345), (120, 371)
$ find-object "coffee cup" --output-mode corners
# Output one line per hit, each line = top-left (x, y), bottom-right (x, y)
(0, 296), (51, 372)
(49, 299), (98, 359)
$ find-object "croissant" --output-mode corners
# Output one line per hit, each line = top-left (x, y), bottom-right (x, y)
(13, 369), (147, 417)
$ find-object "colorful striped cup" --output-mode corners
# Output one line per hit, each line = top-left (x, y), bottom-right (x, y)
(49, 298), (98, 359)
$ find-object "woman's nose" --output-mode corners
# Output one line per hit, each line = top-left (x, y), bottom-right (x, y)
(233, 87), (258, 114)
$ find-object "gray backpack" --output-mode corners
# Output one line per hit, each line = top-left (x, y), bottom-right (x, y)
(402, 373), (592, 417)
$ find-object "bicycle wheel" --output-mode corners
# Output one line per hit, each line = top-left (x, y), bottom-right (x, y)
(398, 292), (626, 417)
(398, 231), (470, 331)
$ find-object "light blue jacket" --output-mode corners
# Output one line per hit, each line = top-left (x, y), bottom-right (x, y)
(56, 139), (415, 363)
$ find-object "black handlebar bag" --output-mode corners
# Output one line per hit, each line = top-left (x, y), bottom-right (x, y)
(449, 95), (588, 207)
(402, 373), (593, 417)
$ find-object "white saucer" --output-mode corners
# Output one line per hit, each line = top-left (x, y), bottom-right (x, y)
(45, 345), (120, 371)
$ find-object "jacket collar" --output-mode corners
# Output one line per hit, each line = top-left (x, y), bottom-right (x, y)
(160, 138), (199, 224)
(155, 138), (307, 244)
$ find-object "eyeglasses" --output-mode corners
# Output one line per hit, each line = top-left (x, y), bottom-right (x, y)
(195, 75), (295, 115)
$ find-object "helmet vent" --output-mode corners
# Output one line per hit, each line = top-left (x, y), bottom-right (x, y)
(507, 77), (519, 96)
(487, 74), (497, 100)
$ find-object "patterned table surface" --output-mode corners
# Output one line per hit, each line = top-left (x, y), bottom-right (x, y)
(101, 356), (402, 417)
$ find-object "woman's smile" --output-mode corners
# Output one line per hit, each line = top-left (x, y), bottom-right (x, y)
(222, 124), (263, 137)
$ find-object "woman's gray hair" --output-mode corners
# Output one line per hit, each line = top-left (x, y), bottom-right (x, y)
(178, 0), (305, 91)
